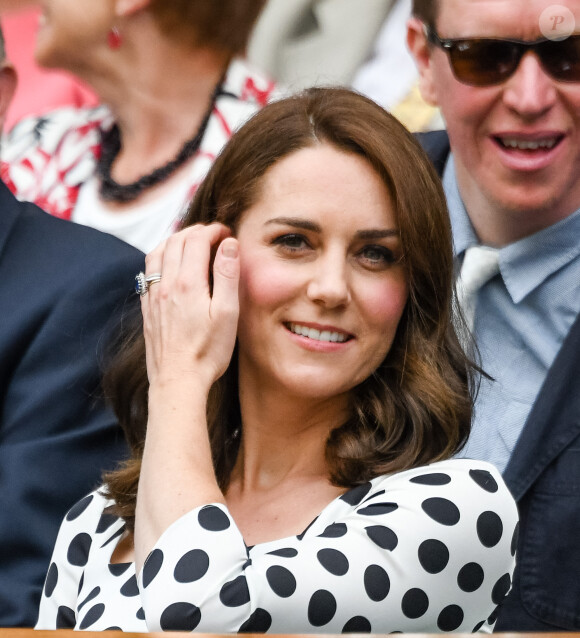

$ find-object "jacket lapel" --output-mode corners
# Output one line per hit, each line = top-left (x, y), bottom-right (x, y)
(0, 180), (22, 261)
(502, 313), (580, 501)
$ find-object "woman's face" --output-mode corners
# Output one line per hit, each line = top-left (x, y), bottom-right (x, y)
(35, 0), (111, 71)
(235, 143), (409, 402)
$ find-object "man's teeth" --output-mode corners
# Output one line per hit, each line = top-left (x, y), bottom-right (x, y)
(289, 323), (349, 343)
(500, 137), (558, 150)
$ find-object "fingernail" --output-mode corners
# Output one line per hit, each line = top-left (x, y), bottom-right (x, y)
(222, 240), (238, 259)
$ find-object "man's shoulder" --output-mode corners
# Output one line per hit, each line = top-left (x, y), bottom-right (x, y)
(415, 130), (450, 177)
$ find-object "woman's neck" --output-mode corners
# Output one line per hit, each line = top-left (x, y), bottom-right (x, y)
(231, 383), (350, 494)
(87, 19), (229, 185)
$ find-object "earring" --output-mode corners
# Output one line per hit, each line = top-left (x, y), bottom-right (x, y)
(107, 26), (122, 50)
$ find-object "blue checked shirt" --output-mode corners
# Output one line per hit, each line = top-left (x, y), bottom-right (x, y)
(444, 156), (580, 473)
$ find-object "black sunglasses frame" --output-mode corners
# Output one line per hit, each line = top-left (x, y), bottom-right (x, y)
(425, 25), (580, 86)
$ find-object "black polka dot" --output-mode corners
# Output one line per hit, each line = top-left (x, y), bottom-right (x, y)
(120, 575), (139, 597)
(488, 608), (499, 625)
(136, 608), (146, 621)
(364, 564), (390, 601)
(317, 548), (349, 576)
(318, 523), (347, 538)
(198, 505), (230, 531)
(469, 469), (499, 493)
(477, 511), (503, 547)
(472, 620), (485, 632)
(66, 495), (94, 522)
(437, 604), (464, 631)
(342, 616), (372, 633)
(401, 588), (429, 618)
(238, 608), (272, 633)
(297, 516), (318, 540)
(341, 482), (372, 505)
(174, 549), (210, 583)
(143, 549), (164, 588)
(106, 627), (122, 631)
(56, 606), (76, 629)
(67, 533), (92, 567)
(44, 563), (58, 598)
(357, 502), (398, 516)
(78, 572), (84, 595)
(410, 473), (451, 486)
(421, 498), (460, 526)
(96, 512), (118, 534)
(108, 562), (130, 577)
(160, 602), (201, 631)
(266, 565), (296, 597)
(511, 522), (519, 556)
(418, 539), (449, 574)
(365, 525), (398, 551)
(220, 575), (251, 607)
(101, 527), (124, 548)
(79, 587), (100, 611)
(457, 562), (485, 592)
(492, 573), (512, 605)
(267, 548), (298, 558)
(79, 603), (105, 630)
(308, 589), (337, 626)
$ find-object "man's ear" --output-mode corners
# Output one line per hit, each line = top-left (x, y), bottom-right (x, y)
(407, 16), (439, 107)
(114, 0), (151, 18)
(0, 62), (17, 131)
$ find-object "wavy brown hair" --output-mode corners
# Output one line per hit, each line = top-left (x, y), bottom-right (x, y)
(103, 87), (474, 532)
(149, 0), (267, 55)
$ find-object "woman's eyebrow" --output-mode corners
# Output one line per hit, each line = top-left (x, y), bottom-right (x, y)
(356, 229), (399, 240)
(265, 218), (399, 239)
(265, 217), (321, 232)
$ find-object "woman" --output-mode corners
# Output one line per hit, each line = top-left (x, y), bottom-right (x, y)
(37, 88), (518, 633)
(0, 0), (275, 252)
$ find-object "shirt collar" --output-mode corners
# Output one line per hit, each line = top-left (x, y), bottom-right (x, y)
(443, 154), (580, 303)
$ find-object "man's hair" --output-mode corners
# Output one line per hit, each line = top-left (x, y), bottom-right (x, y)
(411, 0), (439, 27)
(102, 87), (474, 533)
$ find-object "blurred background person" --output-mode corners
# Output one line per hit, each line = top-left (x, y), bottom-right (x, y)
(248, 0), (440, 130)
(1, 0), (275, 252)
(0, 0), (97, 130)
(0, 23), (145, 627)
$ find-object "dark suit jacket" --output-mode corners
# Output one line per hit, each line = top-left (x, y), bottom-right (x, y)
(418, 130), (580, 631)
(0, 181), (144, 627)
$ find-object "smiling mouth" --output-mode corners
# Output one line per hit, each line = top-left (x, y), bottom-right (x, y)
(495, 135), (563, 151)
(287, 323), (352, 343)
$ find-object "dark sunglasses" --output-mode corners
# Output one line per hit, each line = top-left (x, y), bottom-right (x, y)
(425, 25), (580, 86)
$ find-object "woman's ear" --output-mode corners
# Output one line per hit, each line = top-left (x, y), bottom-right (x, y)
(406, 16), (439, 107)
(114, 0), (151, 18)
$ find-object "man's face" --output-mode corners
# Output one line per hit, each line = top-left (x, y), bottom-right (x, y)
(411, 0), (580, 244)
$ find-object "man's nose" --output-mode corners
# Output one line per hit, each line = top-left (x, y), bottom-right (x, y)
(502, 52), (558, 119)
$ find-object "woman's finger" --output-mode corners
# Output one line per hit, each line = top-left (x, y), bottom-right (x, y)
(211, 237), (240, 324)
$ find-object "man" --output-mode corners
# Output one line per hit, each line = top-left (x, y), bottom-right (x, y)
(0, 30), (144, 626)
(407, 0), (580, 631)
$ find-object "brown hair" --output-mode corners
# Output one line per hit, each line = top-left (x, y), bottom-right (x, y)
(148, 0), (267, 55)
(103, 87), (473, 532)
(411, 0), (440, 28)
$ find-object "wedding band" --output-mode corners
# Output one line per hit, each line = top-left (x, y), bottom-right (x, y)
(135, 272), (162, 296)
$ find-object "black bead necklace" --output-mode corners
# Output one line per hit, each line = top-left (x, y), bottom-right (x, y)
(96, 79), (224, 203)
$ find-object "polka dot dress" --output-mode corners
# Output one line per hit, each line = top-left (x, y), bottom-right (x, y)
(36, 459), (518, 633)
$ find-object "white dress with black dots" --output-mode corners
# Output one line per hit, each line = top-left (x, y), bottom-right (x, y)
(36, 459), (518, 633)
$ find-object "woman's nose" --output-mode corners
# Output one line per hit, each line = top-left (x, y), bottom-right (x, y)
(306, 256), (351, 308)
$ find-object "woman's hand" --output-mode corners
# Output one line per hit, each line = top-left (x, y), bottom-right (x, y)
(141, 223), (240, 393)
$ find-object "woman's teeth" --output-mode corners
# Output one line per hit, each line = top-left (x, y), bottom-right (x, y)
(289, 323), (349, 343)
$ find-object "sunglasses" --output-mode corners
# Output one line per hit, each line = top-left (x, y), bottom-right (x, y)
(425, 25), (580, 86)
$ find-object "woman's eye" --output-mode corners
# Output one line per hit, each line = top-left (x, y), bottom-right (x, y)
(359, 245), (397, 267)
(272, 233), (309, 251)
